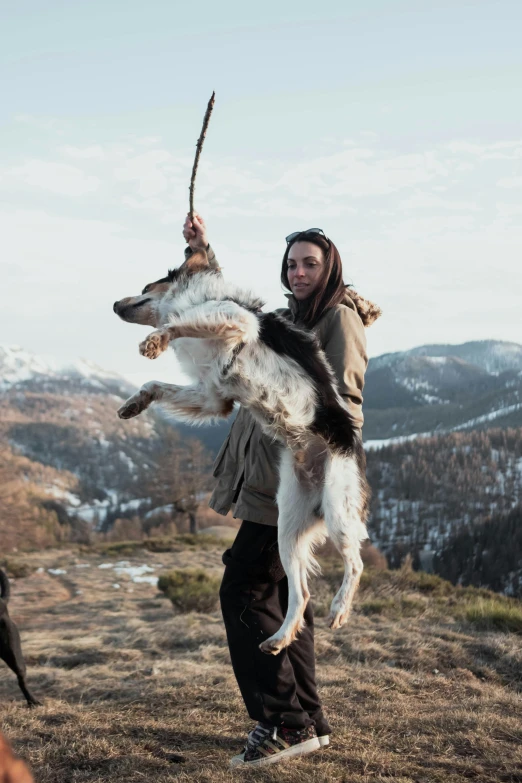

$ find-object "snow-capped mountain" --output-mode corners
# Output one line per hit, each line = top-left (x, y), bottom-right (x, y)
(408, 340), (522, 375)
(363, 340), (522, 440)
(0, 345), (133, 397)
(0, 344), (229, 548)
(0, 345), (160, 537)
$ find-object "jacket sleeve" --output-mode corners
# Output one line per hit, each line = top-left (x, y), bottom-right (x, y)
(322, 306), (368, 409)
(184, 243), (219, 269)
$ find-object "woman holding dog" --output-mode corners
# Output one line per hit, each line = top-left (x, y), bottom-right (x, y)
(182, 214), (380, 768)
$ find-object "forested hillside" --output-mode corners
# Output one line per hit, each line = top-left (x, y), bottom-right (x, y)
(0, 347), (221, 548)
(435, 506), (522, 597)
(367, 428), (522, 591)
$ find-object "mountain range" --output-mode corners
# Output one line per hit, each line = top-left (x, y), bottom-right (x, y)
(3, 338), (521, 445)
(363, 340), (522, 441)
(1, 340), (521, 591)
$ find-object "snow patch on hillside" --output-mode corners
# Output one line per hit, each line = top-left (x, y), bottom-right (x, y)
(365, 402), (522, 450)
(97, 561), (160, 586)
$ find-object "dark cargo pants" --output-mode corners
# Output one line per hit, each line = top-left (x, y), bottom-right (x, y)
(219, 520), (331, 734)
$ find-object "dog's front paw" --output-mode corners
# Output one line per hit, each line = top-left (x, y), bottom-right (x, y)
(27, 698), (43, 708)
(118, 388), (153, 419)
(139, 330), (170, 360)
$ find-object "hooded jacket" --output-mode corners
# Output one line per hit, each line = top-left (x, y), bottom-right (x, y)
(183, 244), (381, 527)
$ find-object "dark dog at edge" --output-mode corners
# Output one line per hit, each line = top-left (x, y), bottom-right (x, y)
(0, 569), (41, 708)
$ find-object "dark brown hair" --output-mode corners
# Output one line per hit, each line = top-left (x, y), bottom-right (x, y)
(281, 232), (348, 328)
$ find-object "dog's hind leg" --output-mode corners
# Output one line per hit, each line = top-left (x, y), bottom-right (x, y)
(326, 535), (364, 630)
(322, 454), (368, 630)
(0, 617), (41, 708)
(117, 381), (166, 419)
(259, 517), (326, 656)
(259, 449), (326, 656)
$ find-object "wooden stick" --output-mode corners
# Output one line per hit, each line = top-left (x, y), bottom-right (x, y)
(189, 91), (216, 221)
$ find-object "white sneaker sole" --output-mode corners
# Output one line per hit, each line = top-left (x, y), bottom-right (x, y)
(229, 751), (246, 767)
(230, 737), (321, 767)
(318, 735), (330, 747)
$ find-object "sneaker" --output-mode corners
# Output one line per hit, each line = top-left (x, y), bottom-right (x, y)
(313, 717), (332, 748)
(229, 723), (272, 767)
(230, 724), (320, 768)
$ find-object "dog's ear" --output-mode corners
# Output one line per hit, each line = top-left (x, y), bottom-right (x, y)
(180, 249), (209, 275)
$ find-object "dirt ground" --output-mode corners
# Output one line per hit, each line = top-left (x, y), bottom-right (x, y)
(1, 544), (522, 783)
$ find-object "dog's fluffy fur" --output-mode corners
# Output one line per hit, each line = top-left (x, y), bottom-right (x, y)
(114, 250), (370, 654)
(0, 570), (41, 707)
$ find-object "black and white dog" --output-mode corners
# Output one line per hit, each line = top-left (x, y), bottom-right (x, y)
(0, 569), (41, 707)
(114, 250), (370, 654)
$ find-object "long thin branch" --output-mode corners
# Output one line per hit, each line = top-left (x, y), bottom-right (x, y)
(189, 91), (216, 220)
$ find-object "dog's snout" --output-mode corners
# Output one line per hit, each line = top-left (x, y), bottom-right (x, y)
(113, 296), (152, 325)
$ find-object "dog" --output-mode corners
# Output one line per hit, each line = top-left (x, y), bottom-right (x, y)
(114, 249), (370, 654)
(0, 733), (33, 783)
(0, 570), (41, 708)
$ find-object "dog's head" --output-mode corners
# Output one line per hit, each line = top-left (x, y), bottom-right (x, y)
(113, 250), (211, 327)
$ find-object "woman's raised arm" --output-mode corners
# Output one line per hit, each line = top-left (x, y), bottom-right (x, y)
(182, 212), (219, 269)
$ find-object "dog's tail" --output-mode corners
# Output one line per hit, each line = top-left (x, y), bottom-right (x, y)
(0, 569), (10, 602)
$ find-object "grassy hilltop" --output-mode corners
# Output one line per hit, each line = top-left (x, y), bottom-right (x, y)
(1, 538), (521, 783)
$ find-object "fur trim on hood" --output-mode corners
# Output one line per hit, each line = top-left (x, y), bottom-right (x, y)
(287, 287), (382, 327)
(343, 288), (382, 327)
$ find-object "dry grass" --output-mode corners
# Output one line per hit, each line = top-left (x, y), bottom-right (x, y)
(1, 543), (522, 783)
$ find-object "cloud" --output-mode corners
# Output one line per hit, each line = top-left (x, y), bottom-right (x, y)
(62, 145), (106, 160)
(14, 114), (63, 133)
(2, 131), (521, 370)
(496, 202), (522, 218)
(11, 160), (100, 196)
(114, 150), (182, 198)
(497, 176), (522, 189)
(382, 214), (477, 240)
(198, 162), (272, 196)
(9, 134), (516, 231)
(443, 139), (522, 160)
(397, 192), (481, 213)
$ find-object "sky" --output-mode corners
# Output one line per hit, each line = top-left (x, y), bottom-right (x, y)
(1, 0), (521, 388)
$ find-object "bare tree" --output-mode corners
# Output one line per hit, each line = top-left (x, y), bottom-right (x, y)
(172, 439), (213, 534)
(144, 432), (212, 534)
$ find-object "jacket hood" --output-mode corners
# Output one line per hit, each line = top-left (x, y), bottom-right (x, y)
(342, 288), (382, 327)
(287, 287), (382, 327)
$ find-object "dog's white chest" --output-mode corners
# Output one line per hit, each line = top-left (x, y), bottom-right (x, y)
(173, 337), (218, 382)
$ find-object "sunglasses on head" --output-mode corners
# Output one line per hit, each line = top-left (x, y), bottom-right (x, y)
(285, 228), (329, 244)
